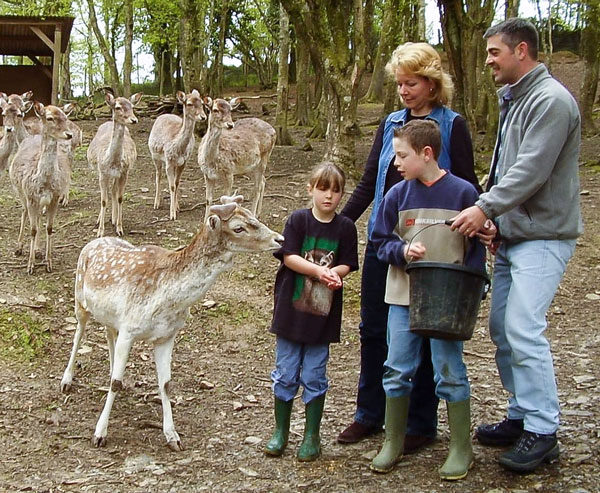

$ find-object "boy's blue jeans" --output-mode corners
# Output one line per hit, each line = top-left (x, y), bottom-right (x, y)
(384, 305), (470, 403)
(271, 336), (329, 404)
(353, 241), (438, 436)
(490, 239), (575, 434)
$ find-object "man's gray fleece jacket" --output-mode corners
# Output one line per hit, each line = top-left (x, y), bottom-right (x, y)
(476, 63), (583, 243)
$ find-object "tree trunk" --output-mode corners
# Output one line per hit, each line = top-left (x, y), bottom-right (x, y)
(295, 36), (310, 126)
(438, 0), (496, 136)
(276, 4), (293, 145)
(362, 0), (402, 103)
(122, 0), (134, 97)
(581, 1), (600, 134)
(87, 0), (121, 94)
(281, 0), (368, 167)
(504, 0), (520, 18)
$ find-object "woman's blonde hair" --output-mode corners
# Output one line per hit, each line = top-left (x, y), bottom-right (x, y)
(386, 42), (454, 107)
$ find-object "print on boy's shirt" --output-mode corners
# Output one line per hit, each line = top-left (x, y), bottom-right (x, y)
(292, 236), (339, 317)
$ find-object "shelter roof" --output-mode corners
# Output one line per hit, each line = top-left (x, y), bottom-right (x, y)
(0, 15), (74, 57)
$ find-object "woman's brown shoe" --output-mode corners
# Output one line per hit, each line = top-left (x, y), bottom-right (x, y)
(337, 421), (382, 444)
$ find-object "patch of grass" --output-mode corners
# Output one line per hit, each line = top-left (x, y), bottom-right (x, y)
(0, 308), (50, 361)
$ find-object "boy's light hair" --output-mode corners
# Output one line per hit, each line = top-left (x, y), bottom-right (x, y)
(386, 42), (454, 107)
(484, 17), (539, 60)
(393, 120), (441, 160)
(308, 161), (346, 193)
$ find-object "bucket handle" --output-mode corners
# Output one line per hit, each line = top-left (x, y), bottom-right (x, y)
(405, 220), (457, 264)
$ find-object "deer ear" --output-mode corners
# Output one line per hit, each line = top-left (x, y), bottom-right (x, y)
(229, 97), (241, 110)
(203, 96), (212, 110)
(176, 91), (186, 104)
(33, 102), (45, 119)
(23, 100), (33, 113)
(22, 90), (33, 101)
(130, 93), (143, 106)
(105, 92), (115, 106)
(207, 214), (221, 231)
(63, 103), (76, 116)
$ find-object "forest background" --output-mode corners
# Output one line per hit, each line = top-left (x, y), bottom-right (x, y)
(1, 0), (599, 173)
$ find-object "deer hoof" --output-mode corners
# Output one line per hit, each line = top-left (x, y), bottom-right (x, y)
(167, 439), (184, 452)
(91, 435), (107, 448)
(60, 380), (72, 393)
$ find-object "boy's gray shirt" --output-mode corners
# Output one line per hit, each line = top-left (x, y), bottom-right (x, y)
(476, 63), (583, 243)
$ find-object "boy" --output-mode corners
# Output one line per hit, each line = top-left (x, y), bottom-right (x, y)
(370, 120), (485, 480)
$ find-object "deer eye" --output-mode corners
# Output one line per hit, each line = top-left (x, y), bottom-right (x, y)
(233, 226), (245, 234)
(46, 116), (54, 122)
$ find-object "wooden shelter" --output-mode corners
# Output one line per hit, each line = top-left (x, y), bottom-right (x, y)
(0, 15), (74, 105)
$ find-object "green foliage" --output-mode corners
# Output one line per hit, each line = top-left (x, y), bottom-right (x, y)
(0, 308), (49, 362)
(0, 0), (73, 16)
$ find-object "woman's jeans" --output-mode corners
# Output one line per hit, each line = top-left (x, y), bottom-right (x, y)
(271, 336), (329, 404)
(353, 241), (438, 436)
(384, 305), (470, 402)
(490, 239), (575, 434)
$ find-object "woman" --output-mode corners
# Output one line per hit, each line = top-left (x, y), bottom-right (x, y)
(337, 42), (481, 450)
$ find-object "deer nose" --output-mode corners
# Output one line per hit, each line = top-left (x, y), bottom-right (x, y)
(130, 117), (138, 124)
(5, 125), (14, 132)
(65, 131), (73, 139)
(226, 122), (234, 129)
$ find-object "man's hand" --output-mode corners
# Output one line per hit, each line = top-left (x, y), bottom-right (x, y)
(450, 206), (488, 238)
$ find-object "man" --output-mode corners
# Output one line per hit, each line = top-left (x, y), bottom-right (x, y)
(451, 18), (582, 473)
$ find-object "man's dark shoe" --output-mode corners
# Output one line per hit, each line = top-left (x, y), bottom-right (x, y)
(499, 431), (559, 473)
(475, 418), (524, 446)
(403, 434), (436, 454)
(337, 421), (382, 444)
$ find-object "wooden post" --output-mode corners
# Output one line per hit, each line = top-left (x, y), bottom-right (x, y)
(52, 25), (62, 104)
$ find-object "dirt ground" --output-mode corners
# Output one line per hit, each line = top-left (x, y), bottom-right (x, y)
(1, 74), (599, 491)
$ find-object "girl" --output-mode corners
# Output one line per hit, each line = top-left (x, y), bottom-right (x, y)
(265, 162), (358, 461)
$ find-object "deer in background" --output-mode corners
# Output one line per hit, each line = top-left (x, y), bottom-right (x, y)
(60, 195), (284, 451)
(197, 97), (276, 220)
(87, 92), (142, 237)
(148, 89), (207, 220)
(8, 103), (74, 274)
(22, 104), (83, 206)
(0, 91), (33, 163)
(0, 99), (22, 172)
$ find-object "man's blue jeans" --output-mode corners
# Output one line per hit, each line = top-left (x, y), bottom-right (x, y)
(384, 305), (470, 402)
(490, 239), (575, 434)
(353, 241), (438, 436)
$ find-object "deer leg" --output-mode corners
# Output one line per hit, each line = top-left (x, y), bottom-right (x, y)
(97, 176), (109, 237)
(253, 168), (267, 217)
(174, 163), (185, 214)
(203, 176), (215, 221)
(26, 200), (39, 274)
(15, 206), (27, 256)
(105, 326), (117, 375)
(61, 301), (91, 392)
(92, 332), (134, 448)
(153, 335), (183, 451)
(153, 156), (162, 210)
(114, 174), (127, 236)
(44, 199), (59, 273)
(166, 164), (178, 220)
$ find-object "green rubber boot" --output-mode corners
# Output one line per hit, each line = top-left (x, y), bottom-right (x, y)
(297, 394), (326, 461)
(439, 399), (474, 480)
(264, 398), (294, 456)
(370, 396), (410, 473)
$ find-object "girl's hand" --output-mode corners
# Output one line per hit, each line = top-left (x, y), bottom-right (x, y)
(404, 241), (426, 262)
(317, 267), (341, 289)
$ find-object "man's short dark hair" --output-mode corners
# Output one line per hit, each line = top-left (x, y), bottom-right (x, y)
(484, 17), (539, 60)
(393, 120), (441, 160)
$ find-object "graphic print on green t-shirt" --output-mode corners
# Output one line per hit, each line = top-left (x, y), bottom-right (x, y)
(292, 236), (339, 316)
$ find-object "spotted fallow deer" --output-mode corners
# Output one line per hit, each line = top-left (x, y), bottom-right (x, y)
(197, 97), (276, 220)
(148, 89), (207, 220)
(60, 195), (284, 451)
(8, 103), (74, 274)
(87, 92), (142, 237)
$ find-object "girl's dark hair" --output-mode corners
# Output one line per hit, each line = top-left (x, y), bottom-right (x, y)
(308, 161), (346, 192)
